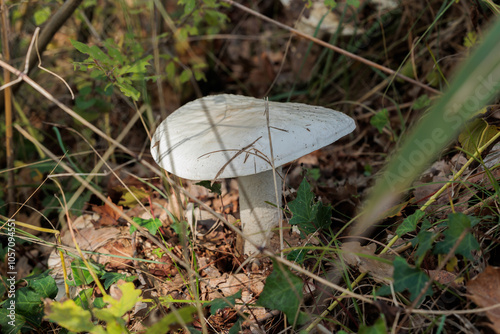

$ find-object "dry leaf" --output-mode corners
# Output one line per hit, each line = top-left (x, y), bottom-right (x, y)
(467, 266), (500, 333)
(342, 242), (394, 283)
(92, 197), (123, 227)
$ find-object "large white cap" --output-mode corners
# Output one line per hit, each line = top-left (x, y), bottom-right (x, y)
(151, 94), (355, 180)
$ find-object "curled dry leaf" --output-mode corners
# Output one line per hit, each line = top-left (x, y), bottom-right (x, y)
(467, 266), (500, 333)
(91, 198), (123, 227)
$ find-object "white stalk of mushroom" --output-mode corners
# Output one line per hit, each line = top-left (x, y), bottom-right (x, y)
(150, 94), (355, 255)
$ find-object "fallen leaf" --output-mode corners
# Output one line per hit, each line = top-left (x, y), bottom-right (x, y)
(92, 198), (123, 227)
(98, 237), (134, 270)
(116, 186), (151, 207)
(427, 270), (463, 288)
(342, 242), (394, 283)
(467, 266), (500, 333)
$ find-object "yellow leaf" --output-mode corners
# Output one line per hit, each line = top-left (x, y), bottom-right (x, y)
(458, 118), (499, 158)
(117, 186), (150, 206)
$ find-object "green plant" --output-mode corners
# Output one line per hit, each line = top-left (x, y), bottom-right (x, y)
(257, 259), (309, 326)
(376, 212), (479, 303)
(0, 271), (58, 333)
(71, 37), (153, 102)
(288, 177), (333, 237)
(45, 282), (141, 334)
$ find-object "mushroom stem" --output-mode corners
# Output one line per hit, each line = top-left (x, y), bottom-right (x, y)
(238, 168), (283, 255)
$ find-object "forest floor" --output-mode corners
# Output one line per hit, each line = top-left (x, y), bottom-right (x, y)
(1, 1), (500, 333)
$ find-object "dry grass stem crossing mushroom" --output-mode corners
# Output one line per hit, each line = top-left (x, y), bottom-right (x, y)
(151, 94), (355, 255)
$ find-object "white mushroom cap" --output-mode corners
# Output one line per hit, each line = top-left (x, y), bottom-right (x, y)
(151, 94), (355, 180)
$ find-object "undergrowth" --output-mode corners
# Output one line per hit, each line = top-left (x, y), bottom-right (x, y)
(1, 0), (500, 333)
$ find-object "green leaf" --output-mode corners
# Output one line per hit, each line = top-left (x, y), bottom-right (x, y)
(171, 220), (189, 236)
(396, 211), (425, 236)
(287, 248), (306, 264)
(195, 180), (222, 195)
(433, 213), (479, 260)
(413, 94), (431, 110)
(257, 259), (307, 325)
(44, 299), (97, 333)
(16, 287), (44, 316)
(289, 178), (316, 227)
(101, 272), (134, 290)
(103, 39), (125, 64)
(306, 168), (321, 181)
(146, 306), (197, 334)
(346, 0), (360, 7)
(377, 257), (432, 303)
(464, 31), (478, 49)
(324, 0), (337, 9)
(186, 326), (202, 334)
(179, 69), (192, 83)
(74, 288), (93, 309)
(288, 178), (332, 236)
(118, 185), (150, 206)
(71, 39), (91, 54)
(70, 260), (102, 286)
(34, 7), (51, 25)
(88, 45), (111, 63)
(314, 202), (333, 230)
(24, 271), (58, 299)
(412, 230), (433, 266)
(0, 308), (26, 334)
(228, 316), (245, 334)
(97, 282), (141, 318)
(166, 61), (176, 81)
(94, 297), (106, 309)
(116, 82), (141, 101)
(117, 56), (153, 75)
(370, 109), (389, 133)
(131, 217), (162, 235)
(358, 315), (388, 334)
(208, 290), (242, 314)
(205, 10), (229, 27)
(178, 0), (196, 16)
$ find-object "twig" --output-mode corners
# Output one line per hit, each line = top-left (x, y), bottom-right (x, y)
(264, 97), (284, 257)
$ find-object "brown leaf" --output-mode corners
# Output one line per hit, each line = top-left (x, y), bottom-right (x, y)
(427, 270), (463, 288)
(342, 242), (394, 283)
(92, 197), (123, 227)
(467, 266), (500, 333)
(98, 237), (134, 270)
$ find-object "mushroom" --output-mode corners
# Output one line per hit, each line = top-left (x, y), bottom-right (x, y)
(151, 94), (355, 255)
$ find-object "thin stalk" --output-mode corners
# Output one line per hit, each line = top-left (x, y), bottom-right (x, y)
(1, 0), (14, 215)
